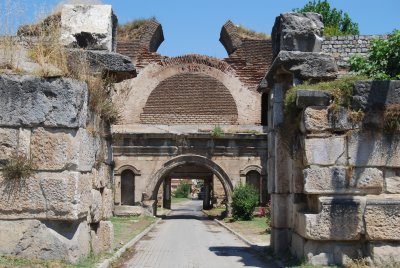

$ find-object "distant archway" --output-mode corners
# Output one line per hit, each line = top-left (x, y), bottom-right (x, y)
(144, 155), (234, 214)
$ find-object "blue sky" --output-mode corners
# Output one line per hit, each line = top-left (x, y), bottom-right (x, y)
(2, 0), (399, 58)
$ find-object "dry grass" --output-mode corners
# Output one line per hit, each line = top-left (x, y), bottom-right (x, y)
(117, 17), (156, 41)
(384, 104), (400, 133)
(236, 25), (270, 40)
(2, 153), (37, 181)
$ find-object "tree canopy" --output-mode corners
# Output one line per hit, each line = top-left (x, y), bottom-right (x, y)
(293, 0), (359, 36)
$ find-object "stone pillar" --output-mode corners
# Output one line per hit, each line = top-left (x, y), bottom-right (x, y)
(203, 177), (212, 210)
(163, 177), (171, 209)
(114, 174), (121, 205)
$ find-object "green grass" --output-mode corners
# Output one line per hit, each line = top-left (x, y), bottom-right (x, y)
(0, 255), (73, 268)
(226, 216), (268, 229)
(111, 215), (156, 250)
(284, 75), (369, 115)
(171, 197), (191, 204)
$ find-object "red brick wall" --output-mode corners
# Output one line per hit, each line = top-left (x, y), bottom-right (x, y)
(140, 73), (238, 125)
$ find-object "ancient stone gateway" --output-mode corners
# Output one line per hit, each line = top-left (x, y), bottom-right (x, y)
(112, 20), (272, 215)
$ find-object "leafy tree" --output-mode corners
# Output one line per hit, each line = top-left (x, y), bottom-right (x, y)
(174, 182), (191, 198)
(349, 30), (400, 80)
(231, 183), (259, 221)
(293, 0), (359, 36)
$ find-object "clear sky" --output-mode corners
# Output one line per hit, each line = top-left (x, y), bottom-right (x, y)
(1, 0), (399, 58)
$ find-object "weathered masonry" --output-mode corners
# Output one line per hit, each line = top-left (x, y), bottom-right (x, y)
(0, 4), (399, 266)
(0, 5), (135, 264)
(113, 20), (272, 214)
(262, 12), (400, 266)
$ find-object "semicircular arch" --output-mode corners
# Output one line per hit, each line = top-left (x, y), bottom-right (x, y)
(145, 154), (233, 204)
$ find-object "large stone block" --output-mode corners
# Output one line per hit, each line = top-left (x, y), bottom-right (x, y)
(302, 106), (360, 133)
(30, 128), (100, 172)
(114, 205), (143, 216)
(266, 51), (338, 84)
(0, 75), (87, 128)
(89, 189), (102, 223)
(295, 197), (363, 240)
(66, 49), (136, 82)
(348, 130), (400, 167)
(0, 171), (91, 221)
(364, 196), (400, 240)
(304, 136), (347, 166)
(352, 80), (400, 111)
(0, 128), (19, 161)
(0, 128), (31, 160)
(102, 188), (113, 220)
(304, 167), (383, 194)
(303, 240), (364, 266)
(385, 177), (400, 194)
(302, 106), (329, 132)
(61, 5), (117, 51)
(0, 220), (90, 264)
(296, 90), (331, 109)
(272, 12), (324, 57)
(92, 164), (112, 189)
(90, 221), (114, 254)
(369, 242), (400, 266)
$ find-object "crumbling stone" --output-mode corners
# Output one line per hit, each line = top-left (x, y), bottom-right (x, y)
(60, 5), (117, 51)
(265, 51), (338, 86)
(66, 49), (136, 82)
(0, 171), (91, 221)
(0, 75), (88, 128)
(295, 197), (363, 240)
(352, 80), (400, 111)
(0, 220), (90, 264)
(272, 12), (324, 58)
(365, 197), (400, 240)
(90, 221), (114, 254)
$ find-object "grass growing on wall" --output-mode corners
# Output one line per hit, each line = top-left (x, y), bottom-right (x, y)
(236, 25), (270, 40)
(284, 74), (369, 114)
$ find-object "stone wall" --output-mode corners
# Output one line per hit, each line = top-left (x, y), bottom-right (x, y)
(0, 75), (114, 263)
(0, 4), (131, 264)
(322, 35), (388, 70)
(288, 82), (400, 266)
(263, 12), (400, 266)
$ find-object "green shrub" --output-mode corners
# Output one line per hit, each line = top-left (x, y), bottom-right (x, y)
(211, 125), (223, 137)
(349, 30), (400, 80)
(231, 183), (259, 221)
(174, 182), (191, 198)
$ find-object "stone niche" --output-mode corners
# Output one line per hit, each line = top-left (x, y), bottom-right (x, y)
(60, 5), (118, 51)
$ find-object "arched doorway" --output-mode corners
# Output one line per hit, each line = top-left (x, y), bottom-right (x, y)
(246, 170), (261, 205)
(121, 170), (135, 205)
(144, 155), (234, 215)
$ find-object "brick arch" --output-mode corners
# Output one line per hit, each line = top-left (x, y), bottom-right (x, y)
(140, 73), (238, 124)
(118, 54), (261, 125)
